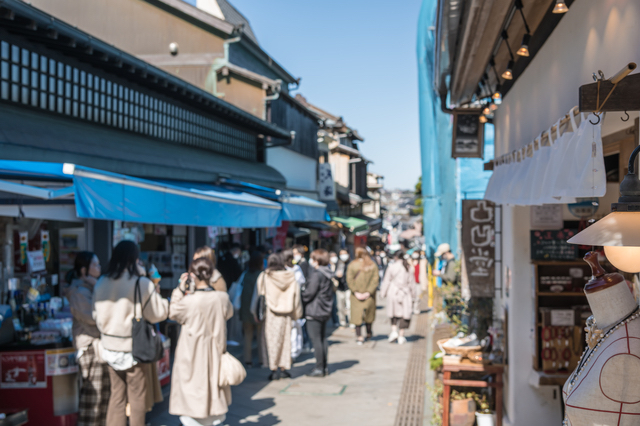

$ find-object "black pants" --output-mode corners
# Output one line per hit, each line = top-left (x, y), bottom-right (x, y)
(306, 319), (328, 371)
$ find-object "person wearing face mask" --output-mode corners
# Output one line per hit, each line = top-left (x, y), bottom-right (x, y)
(301, 249), (335, 377)
(292, 245), (310, 281)
(67, 252), (109, 426)
(217, 243), (243, 289)
(381, 251), (417, 345)
(334, 250), (351, 328)
(346, 248), (380, 344)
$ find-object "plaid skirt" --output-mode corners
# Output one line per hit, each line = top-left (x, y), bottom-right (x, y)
(77, 345), (110, 426)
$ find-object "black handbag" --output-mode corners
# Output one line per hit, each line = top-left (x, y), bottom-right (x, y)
(131, 277), (164, 363)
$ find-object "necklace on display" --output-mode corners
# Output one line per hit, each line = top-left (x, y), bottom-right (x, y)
(563, 307), (640, 426)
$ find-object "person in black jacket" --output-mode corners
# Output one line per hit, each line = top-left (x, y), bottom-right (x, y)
(293, 244), (310, 281)
(301, 249), (334, 378)
(217, 243), (242, 288)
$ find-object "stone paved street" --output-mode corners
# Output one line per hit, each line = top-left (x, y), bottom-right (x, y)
(148, 301), (428, 426)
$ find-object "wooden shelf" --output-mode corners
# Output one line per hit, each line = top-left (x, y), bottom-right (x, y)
(530, 370), (571, 387)
(537, 292), (586, 297)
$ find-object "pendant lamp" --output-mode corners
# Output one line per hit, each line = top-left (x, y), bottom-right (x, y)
(502, 61), (514, 80)
(553, 0), (569, 14)
(568, 145), (640, 272)
(517, 33), (531, 57)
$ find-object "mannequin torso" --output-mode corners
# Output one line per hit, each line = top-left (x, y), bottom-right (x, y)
(563, 253), (640, 426)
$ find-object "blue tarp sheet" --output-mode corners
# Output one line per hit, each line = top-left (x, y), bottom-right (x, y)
(417, 0), (458, 260)
(0, 160), (283, 228)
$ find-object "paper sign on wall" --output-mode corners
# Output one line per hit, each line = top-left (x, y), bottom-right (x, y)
(27, 250), (46, 273)
(531, 205), (563, 230)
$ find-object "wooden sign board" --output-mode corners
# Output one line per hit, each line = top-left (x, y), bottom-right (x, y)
(452, 109), (484, 158)
(461, 200), (495, 297)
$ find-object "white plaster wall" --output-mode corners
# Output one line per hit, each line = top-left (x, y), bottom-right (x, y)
(494, 0), (640, 155)
(266, 147), (318, 193)
(501, 206), (562, 426)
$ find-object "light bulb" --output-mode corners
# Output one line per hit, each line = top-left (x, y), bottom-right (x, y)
(604, 246), (640, 273)
(490, 103), (498, 111)
(492, 91), (502, 100)
(517, 34), (530, 57)
(479, 115), (488, 124)
(483, 106), (491, 115)
(553, 0), (569, 13)
(502, 61), (514, 80)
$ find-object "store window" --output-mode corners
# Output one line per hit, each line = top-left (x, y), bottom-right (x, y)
(0, 39), (258, 161)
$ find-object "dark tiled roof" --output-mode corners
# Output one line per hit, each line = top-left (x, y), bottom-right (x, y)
(217, 0), (259, 45)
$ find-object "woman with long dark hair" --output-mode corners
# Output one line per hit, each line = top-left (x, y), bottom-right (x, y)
(251, 253), (303, 380)
(380, 251), (417, 345)
(169, 257), (233, 426)
(67, 251), (109, 426)
(240, 252), (264, 366)
(93, 240), (169, 426)
(346, 247), (380, 345)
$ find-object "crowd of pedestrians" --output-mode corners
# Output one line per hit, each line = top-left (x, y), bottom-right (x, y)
(65, 239), (439, 426)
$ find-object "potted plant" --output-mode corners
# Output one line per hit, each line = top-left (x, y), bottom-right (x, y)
(474, 395), (496, 426)
(449, 391), (476, 426)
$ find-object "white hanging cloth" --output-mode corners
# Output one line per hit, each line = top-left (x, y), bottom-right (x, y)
(484, 106), (604, 206)
(552, 112), (605, 198)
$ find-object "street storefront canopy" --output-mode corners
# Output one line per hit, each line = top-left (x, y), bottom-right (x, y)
(332, 216), (369, 234)
(0, 160), (282, 228)
(219, 179), (329, 222)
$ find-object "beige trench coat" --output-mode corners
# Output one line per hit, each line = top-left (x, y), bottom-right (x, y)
(346, 260), (379, 325)
(380, 261), (417, 320)
(168, 287), (233, 419)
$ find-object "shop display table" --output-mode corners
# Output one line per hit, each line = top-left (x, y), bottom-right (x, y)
(442, 362), (504, 426)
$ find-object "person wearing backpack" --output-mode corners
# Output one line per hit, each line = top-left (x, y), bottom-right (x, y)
(169, 257), (234, 426)
(92, 240), (169, 426)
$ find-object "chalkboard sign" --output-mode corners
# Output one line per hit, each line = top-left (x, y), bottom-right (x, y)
(452, 109), (484, 158)
(530, 229), (578, 260)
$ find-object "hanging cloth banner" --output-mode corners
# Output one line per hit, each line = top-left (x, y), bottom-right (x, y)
(41, 230), (50, 262)
(19, 231), (28, 265)
(484, 108), (604, 206)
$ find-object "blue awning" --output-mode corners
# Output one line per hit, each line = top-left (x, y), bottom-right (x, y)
(218, 178), (329, 222)
(0, 161), (282, 228)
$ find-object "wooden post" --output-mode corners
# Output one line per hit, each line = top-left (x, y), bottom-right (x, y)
(579, 74), (640, 112)
(443, 370), (451, 426)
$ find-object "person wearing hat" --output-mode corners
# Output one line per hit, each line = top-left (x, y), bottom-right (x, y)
(433, 243), (457, 287)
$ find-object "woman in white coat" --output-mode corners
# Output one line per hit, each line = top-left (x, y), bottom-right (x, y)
(169, 257), (233, 426)
(380, 251), (417, 345)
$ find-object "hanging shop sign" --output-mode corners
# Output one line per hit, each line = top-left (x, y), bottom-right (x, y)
(18, 231), (28, 265)
(452, 109), (484, 158)
(27, 250), (46, 273)
(273, 221), (289, 251)
(531, 205), (563, 230)
(318, 163), (336, 201)
(40, 230), (50, 262)
(461, 200), (495, 297)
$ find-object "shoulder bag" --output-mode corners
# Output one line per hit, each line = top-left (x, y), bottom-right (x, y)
(219, 351), (246, 387)
(131, 277), (164, 363)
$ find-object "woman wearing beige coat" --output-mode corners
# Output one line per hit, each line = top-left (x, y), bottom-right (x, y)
(169, 257), (234, 426)
(251, 253), (303, 380)
(380, 252), (417, 345)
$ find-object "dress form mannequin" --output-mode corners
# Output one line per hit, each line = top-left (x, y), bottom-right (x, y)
(563, 252), (640, 425)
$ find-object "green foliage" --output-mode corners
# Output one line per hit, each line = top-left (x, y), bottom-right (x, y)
(429, 352), (443, 371)
(428, 383), (443, 426)
(413, 176), (424, 215)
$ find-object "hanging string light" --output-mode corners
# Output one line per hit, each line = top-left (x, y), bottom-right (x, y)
(553, 0), (569, 14)
(479, 115), (488, 124)
(515, 0), (532, 57)
(501, 31), (515, 80)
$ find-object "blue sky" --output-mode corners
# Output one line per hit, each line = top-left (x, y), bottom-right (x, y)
(228, 0), (423, 190)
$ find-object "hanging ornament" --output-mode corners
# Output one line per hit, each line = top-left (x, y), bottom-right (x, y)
(19, 231), (28, 265)
(41, 230), (50, 262)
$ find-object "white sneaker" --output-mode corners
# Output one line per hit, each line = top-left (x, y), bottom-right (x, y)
(398, 336), (407, 345)
(349, 324), (356, 329)
(388, 331), (399, 343)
